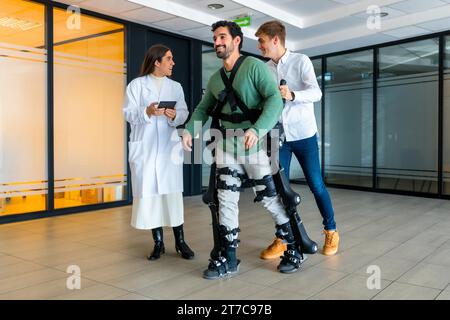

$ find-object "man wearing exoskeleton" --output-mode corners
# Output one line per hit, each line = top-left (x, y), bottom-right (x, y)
(182, 20), (317, 280)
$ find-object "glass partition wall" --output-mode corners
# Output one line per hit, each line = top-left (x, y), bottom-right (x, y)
(0, 0), (47, 215)
(0, 0), (127, 220)
(377, 39), (439, 193)
(53, 8), (127, 209)
(324, 50), (373, 188)
(313, 36), (445, 197)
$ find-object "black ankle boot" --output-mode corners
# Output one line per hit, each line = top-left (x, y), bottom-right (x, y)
(148, 227), (165, 261)
(173, 224), (194, 259)
(276, 222), (305, 274)
(203, 244), (240, 280)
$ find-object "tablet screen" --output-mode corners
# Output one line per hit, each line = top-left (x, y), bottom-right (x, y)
(158, 101), (176, 109)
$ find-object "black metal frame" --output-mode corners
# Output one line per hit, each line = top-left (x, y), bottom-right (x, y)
(299, 29), (450, 200)
(438, 35), (445, 196)
(373, 47), (379, 190)
(46, 2), (54, 214)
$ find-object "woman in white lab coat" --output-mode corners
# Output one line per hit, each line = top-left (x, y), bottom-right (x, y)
(123, 44), (194, 260)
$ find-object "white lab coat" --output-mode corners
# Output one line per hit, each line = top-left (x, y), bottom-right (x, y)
(123, 75), (189, 229)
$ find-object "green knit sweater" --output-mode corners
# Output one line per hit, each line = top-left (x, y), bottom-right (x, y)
(185, 56), (283, 155)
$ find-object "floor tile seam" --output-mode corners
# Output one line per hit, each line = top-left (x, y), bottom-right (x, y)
(5, 245), (138, 272)
(338, 212), (404, 235)
(372, 221), (443, 263)
(369, 281), (395, 300)
(134, 279), (218, 300)
(387, 254), (450, 288)
(393, 278), (449, 292)
(365, 238), (441, 286)
(0, 271), (70, 297)
(302, 273), (362, 300)
(264, 270), (351, 296)
(105, 267), (203, 294)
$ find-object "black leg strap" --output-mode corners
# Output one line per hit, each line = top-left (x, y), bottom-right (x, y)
(253, 175), (277, 202)
(216, 167), (246, 192)
(215, 169), (279, 203)
(207, 256), (230, 275)
(216, 180), (245, 192)
(219, 225), (240, 248)
(217, 167), (247, 180)
(280, 249), (303, 268)
(275, 222), (295, 244)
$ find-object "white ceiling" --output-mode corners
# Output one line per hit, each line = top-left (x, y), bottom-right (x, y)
(53, 0), (450, 56)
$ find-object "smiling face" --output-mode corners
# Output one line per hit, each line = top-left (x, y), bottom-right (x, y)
(213, 26), (240, 59)
(257, 33), (277, 60)
(154, 50), (175, 76)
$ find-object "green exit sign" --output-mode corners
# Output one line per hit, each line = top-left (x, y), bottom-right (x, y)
(233, 16), (251, 27)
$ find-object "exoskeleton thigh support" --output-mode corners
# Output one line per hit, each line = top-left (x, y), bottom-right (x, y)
(216, 167), (247, 192)
(216, 167), (277, 203)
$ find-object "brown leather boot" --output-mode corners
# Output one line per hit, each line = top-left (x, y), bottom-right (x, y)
(323, 230), (339, 256)
(260, 238), (287, 260)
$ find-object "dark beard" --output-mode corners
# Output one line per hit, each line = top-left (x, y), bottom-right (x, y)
(215, 45), (231, 59)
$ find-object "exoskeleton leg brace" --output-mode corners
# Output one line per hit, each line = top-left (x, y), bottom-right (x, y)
(203, 162), (317, 260)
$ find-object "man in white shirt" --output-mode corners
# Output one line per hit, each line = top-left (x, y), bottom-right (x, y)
(255, 20), (339, 258)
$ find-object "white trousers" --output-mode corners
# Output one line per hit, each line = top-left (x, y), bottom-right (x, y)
(216, 147), (290, 236)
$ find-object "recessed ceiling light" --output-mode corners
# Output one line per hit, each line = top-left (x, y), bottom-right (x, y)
(380, 12), (389, 17)
(207, 3), (224, 10)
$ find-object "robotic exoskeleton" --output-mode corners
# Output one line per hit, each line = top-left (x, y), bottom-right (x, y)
(202, 56), (318, 275)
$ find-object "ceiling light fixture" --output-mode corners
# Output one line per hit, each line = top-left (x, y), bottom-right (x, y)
(207, 3), (224, 10)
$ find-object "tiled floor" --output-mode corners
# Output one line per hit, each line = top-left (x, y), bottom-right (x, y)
(1, 186), (450, 300)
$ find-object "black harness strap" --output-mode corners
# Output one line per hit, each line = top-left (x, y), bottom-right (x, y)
(208, 55), (261, 125)
(219, 57), (261, 124)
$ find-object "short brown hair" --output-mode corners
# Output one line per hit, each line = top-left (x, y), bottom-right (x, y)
(255, 20), (286, 46)
(140, 44), (171, 76)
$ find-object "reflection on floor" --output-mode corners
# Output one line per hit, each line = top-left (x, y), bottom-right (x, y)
(0, 185), (450, 300)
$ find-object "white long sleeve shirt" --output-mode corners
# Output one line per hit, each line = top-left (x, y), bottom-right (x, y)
(267, 50), (322, 142)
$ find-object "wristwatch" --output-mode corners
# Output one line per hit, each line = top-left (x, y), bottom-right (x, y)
(290, 91), (295, 101)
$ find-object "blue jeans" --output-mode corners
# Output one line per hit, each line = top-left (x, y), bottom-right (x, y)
(279, 134), (336, 230)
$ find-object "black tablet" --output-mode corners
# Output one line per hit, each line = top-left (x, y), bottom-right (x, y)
(158, 101), (176, 109)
